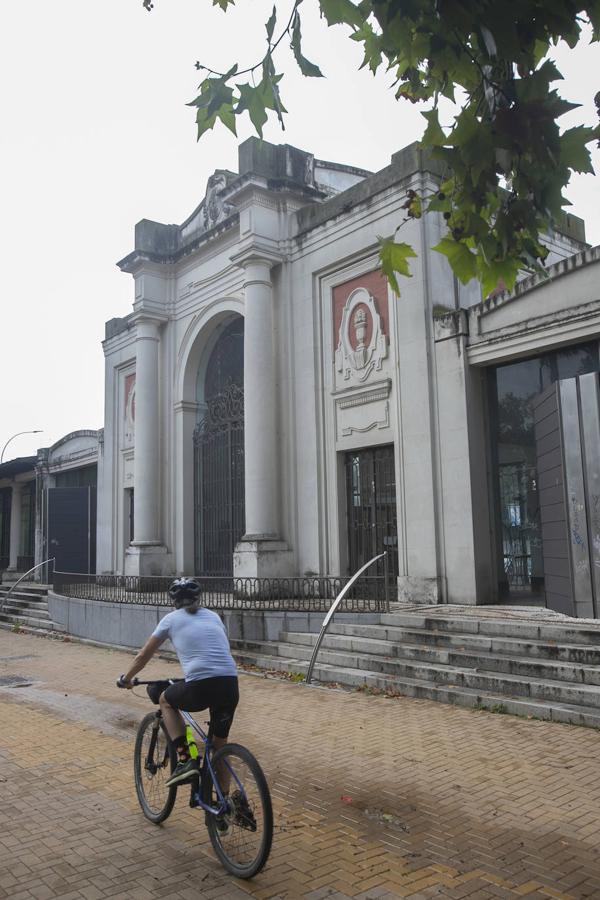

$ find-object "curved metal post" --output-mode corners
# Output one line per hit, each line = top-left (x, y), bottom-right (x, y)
(0, 558), (55, 612)
(305, 552), (386, 685)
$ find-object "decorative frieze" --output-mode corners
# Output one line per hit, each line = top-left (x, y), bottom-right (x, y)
(333, 378), (392, 440)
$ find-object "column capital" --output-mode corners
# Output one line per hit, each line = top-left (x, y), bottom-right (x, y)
(131, 311), (169, 326)
(131, 313), (167, 342)
(173, 400), (199, 415)
(229, 241), (285, 273)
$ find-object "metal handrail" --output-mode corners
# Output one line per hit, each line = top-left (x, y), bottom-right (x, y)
(0, 558), (55, 611)
(305, 551), (386, 685)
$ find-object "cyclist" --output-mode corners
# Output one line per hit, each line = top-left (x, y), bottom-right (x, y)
(118, 577), (238, 788)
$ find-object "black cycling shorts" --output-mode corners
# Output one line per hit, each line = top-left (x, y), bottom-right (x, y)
(163, 676), (239, 739)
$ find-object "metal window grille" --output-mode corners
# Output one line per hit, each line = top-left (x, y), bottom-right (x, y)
(194, 382), (245, 576)
(345, 445), (398, 588)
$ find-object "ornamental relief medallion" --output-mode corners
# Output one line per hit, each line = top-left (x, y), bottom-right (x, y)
(335, 287), (388, 383)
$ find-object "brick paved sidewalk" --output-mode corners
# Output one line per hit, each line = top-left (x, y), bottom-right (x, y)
(1, 631), (600, 899)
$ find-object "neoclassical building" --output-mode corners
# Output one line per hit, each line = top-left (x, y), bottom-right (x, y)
(0, 430), (100, 578)
(98, 137), (600, 613)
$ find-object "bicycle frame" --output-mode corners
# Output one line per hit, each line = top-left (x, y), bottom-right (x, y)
(151, 708), (246, 815)
(132, 677), (247, 816)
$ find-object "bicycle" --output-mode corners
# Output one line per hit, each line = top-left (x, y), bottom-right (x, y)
(120, 677), (273, 879)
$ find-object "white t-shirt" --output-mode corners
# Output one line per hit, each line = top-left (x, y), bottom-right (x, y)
(152, 607), (237, 682)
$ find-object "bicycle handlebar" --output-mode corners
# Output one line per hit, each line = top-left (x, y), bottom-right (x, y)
(116, 675), (183, 688)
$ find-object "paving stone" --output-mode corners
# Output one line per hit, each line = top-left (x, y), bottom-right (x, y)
(2, 631), (600, 898)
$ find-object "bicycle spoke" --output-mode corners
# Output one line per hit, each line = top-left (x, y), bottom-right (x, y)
(203, 744), (272, 878)
(134, 712), (177, 824)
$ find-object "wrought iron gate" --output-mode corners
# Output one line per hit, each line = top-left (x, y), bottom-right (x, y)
(345, 445), (399, 580)
(194, 382), (245, 576)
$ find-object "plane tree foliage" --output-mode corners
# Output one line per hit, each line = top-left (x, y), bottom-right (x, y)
(143, 0), (600, 296)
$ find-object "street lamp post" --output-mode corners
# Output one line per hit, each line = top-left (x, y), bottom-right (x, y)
(0, 430), (43, 464)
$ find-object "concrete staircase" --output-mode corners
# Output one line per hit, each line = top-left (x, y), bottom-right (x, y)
(0, 582), (64, 635)
(231, 607), (600, 728)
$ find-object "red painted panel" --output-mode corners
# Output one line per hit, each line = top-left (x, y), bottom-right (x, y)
(332, 270), (390, 355)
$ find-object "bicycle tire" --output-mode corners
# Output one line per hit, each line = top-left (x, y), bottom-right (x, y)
(134, 712), (177, 824)
(203, 743), (273, 879)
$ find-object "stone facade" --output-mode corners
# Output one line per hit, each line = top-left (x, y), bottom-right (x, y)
(99, 137), (598, 608)
(0, 430), (100, 578)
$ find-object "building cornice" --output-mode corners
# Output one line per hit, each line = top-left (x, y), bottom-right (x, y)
(470, 245), (600, 322)
(468, 300), (600, 367)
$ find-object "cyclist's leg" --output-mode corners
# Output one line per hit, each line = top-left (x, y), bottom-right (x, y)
(159, 690), (188, 760)
(161, 680), (211, 783)
(209, 678), (240, 795)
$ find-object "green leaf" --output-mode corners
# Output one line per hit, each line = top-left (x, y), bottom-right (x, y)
(379, 238), (418, 294)
(218, 104), (237, 136)
(320, 0), (364, 29)
(420, 108), (446, 147)
(433, 237), (478, 285)
(351, 23), (383, 74)
(588, 2), (600, 40)
(560, 126), (597, 174)
(236, 83), (268, 136)
(291, 13), (324, 77)
(212, 0), (235, 9)
(479, 257), (520, 298)
(266, 4), (277, 42)
(448, 107), (479, 148)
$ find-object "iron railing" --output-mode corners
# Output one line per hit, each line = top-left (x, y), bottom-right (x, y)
(52, 570), (393, 612)
(17, 555), (34, 572)
(306, 551), (387, 683)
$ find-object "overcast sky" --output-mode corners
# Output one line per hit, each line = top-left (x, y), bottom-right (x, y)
(1, 1), (598, 462)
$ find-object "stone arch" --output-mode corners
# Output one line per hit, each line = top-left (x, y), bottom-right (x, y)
(173, 297), (244, 574)
(175, 296), (244, 408)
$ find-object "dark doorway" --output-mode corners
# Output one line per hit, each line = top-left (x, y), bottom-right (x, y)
(18, 480), (36, 571)
(125, 488), (135, 545)
(47, 487), (96, 573)
(345, 445), (399, 579)
(0, 488), (11, 571)
(194, 318), (245, 576)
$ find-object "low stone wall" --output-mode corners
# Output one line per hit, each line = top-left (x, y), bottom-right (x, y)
(48, 591), (381, 649)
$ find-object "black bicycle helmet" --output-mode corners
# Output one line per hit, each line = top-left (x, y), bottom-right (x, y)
(169, 577), (201, 608)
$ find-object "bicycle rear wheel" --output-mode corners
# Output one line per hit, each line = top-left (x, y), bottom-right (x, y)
(134, 712), (177, 824)
(203, 743), (273, 879)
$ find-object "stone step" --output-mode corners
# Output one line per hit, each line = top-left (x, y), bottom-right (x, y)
(232, 649), (600, 728)
(0, 592), (49, 605)
(0, 599), (50, 618)
(232, 638), (600, 709)
(0, 611), (63, 630)
(277, 631), (600, 682)
(280, 627), (600, 668)
(377, 612), (600, 645)
(0, 583), (48, 598)
(323, 624), (600, 665)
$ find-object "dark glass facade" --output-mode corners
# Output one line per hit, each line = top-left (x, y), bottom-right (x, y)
(489, 342), (599, 599)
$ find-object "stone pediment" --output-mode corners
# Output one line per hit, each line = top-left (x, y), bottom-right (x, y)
(180, 170), (237, 243)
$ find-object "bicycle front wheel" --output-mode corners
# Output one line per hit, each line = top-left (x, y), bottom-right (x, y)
(134, 712), (177, 824)
(203, 743), (273, 879)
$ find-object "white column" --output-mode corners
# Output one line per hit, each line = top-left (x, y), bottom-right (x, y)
(242, 259), (278, 538)
(132, 318), (161, 545)
(174, 400), (199, 572)
(8, 483), (22, 570)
